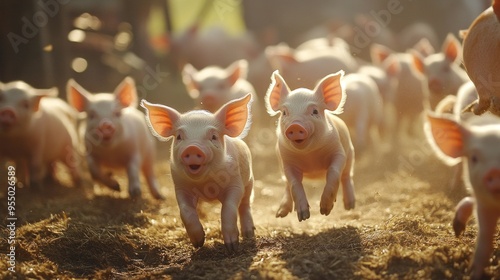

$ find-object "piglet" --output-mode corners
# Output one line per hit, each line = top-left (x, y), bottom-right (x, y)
(411, 33), (469, 109)
(141, 94), (255, 252)
(0, 81), (82, 188)
(339, 73), (384, 155)
(67, 77), (163, 199)
(425, 113), (500, 279)
(462, 1), (500, 116)
(266, 70), (355, 221)
(266, 44), (358, 90)
(182, 59), (256, 114)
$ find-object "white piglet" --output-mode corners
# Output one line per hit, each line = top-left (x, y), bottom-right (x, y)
(425, 113), (500, 279)
(67, 77), (163, 199)
(182, 59), (256, 114)
(0, 81), (82, 188)
(266, 70), (356, 222)
(141, 94), (255, 252)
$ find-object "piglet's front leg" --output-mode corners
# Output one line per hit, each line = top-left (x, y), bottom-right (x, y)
(87, 156), (120, 191)
(220, 186), (244, 253)
(176, 189), (205, 248)
(320, 154), (346, 216)
(470, 206), (499, 280)
(126, 154), (142, 199)
(284, 167), (309, 221)
(276, 183), (293, 218)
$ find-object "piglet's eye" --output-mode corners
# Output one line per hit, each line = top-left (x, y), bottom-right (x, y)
(114, 110), (121, 117)
(471, 154), (478, 164)
(312, 109), (319, 115)
(87, 111), (96, 119)
(21, 99), (30, 109)
(176, 134), (182, 141)
(211, 134), (218, 141)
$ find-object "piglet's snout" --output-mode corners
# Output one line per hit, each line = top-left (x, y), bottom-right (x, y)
(181, 145), (206, 174)
(98, 120), (116, 140)
(0, 108), (16, 126)
(428, 78), (443, 93)
(484, 169), (500, 193)
(285, 123), (308, 144)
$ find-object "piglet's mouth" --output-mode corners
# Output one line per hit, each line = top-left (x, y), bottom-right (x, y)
(294, 139), (304, 144)
(187, 164), (203, 174)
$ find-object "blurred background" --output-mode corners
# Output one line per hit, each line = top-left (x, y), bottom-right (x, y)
(0, 0), (490, 110)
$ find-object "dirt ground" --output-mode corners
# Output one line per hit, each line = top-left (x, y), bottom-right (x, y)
(1, 130), (500, 280)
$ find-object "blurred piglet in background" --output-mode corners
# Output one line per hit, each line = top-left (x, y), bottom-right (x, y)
(141, 94), (255, 253)
(182, 59), (257, 114)
(67, 77), (163, 199)
(0, 81), (82, 189)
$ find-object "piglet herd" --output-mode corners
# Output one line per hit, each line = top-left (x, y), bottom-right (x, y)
(2, 2), (500, 279)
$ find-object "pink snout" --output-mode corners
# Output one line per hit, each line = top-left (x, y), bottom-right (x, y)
(484, 169), (500, 194)
(285, 123), (309, 144)
(98, 120), (115, 140)
(181, 145), (206, 174)
(0, 108), (17, 127)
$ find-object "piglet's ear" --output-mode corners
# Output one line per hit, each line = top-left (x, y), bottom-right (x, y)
(265, 70), (290, 116)
(314, 70), (345, 113)
(141, 100), (180, 140)
(442, 33), (461, 63)
(216, 93), (252, 138)
(412, 37), (435, 57)
(67, 79), (92, 112)
(370, 43), (394, 65)
(424, 112), (467, 165)
(182, 64), (200, 99)
(226, 59), (248, 86)
(114, 76), (138, 108)
(31, 87), (58, 112)
(409, 50), (426, 76)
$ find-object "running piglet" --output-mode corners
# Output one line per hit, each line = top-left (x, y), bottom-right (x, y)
(141, 94), (255, 252)
(67, 77), (163, 199)
(0, 81), (82, 188)
(425, 113), (500, 279)
(266, 70), (355, 222)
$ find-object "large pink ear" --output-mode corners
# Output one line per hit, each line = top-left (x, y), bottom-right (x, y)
(140, 100), (180, 140)
(412, 37), (435, 57)
(67, 79), (92, 112)
(442, 33), (461, 63)
(114, 76), (138, 108)
(370, 43), (394, 65)
(31, 87), (58, 112)
(383, 56), (401, 77)
(409, 50), (426, 76)
(265, 70), (290, 116)
(314, 70), (346, 113)
(215, 93), (252, 138)
(226, 59), (248, 86)
(182, 63), (200, 99)
(424, 112), (467, 165)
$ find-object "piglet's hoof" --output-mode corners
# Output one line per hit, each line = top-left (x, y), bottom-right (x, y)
(225, 240), (239, 253)
(453, 218), (466, 238)
(297, 208), (310, 222)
